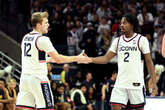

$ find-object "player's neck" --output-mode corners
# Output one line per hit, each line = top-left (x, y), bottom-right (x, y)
(32, 29), (42, 35)
(125, 31), (134, 38)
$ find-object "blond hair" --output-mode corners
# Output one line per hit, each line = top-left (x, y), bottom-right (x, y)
(31, 11), (49, 27)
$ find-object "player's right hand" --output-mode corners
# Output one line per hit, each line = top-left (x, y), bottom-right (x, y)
(151, 84), (158, 96)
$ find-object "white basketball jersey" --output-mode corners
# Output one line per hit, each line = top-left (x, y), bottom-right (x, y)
(109, 33), (150, 89)
(21, 32), (55, 77)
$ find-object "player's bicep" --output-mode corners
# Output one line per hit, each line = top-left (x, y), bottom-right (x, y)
(105, 51), (116, 61)
(108, 38), (119, 53)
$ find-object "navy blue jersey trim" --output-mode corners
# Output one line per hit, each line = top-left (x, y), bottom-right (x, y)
(35, 36), (43, 51)
(123, 33), (138, 42)
(41, 83), (54, 108)
(138, 35), (142, 53)
(116, 36), (121, 53)
(38, 51), (46, 61)
(16, 105), (35, 109)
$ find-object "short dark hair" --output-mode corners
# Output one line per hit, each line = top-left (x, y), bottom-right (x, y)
(0, 78), (6, 85)
(123, 13), (141, 33)
(80, 84), (87, 89)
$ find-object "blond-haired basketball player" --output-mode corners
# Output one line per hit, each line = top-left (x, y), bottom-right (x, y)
(16, 11), (91, 110)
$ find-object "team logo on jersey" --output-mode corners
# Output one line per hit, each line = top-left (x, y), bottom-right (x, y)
(133, 40), (136, 44)
(119, 46), (137, 51)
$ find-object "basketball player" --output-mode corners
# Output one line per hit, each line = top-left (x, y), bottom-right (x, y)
(83, 14), (158, 110)
(16, 11), (91, 110)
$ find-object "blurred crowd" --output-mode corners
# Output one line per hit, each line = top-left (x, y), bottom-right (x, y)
(0, 62), (165, 110)
(0, 0), (165, 110)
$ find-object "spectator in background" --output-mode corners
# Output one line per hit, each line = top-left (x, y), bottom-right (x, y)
(155, 0), (164, 12)
(54, 83), (71, 110)
(82, 72), (95, 90)
(71, 84), (92, 110)
(91, 13), (99, 31)
(0, 78), (15, 110)
(111, 18), (120, 36)
(87, 87), (96, 110)
(96, 29), (112, 56)
(96, 1), (111, 19)
(51, 80), (57, 108)
(60, 64), (71, 86)
(67, 24), (81, 55)
(102, 71), (117, 110)
(30, 0), (43, 14)
(75, 20), (84, 43)
(137, 6), (153, 26)
(152, 24), (163, 61)
(6, 78), (17, 110)
(72, 71), (83, 88)
(97, 16), (110, 35)
(137, 6), (154, 45)
(80, 22), (97, 57)
(49, 7), (67, 45)
(154, 10), (165, 27)
(146, 1), (157, 17)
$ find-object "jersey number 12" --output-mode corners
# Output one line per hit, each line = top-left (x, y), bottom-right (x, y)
(24, 43), (31, 56)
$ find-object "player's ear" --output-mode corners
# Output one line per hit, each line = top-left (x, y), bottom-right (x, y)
(36, 23), (41, 28)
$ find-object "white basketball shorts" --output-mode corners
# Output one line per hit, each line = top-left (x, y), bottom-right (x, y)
(110, 87), (145, 108)
(16, 74), (54, 110)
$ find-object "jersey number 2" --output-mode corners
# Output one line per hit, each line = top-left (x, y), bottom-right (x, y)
(124, 52), (129, 62)
(24, 43), (31, 56)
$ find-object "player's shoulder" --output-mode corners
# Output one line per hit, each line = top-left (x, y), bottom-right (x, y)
(37, 36), (51, 45)
(137, 34), (148, 41)
(118, 34), (124, 38)
(113, 34), (124, 41)
(37, 36), (49, 40)
(113, 35), (122, 40)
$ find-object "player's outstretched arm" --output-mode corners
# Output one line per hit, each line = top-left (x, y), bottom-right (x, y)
(91, 51), (116, 64)
(47, 50), (92, 64)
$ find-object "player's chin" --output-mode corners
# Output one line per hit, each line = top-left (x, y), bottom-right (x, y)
(120, 30), (125, 34)
(43, 30), (48, 34)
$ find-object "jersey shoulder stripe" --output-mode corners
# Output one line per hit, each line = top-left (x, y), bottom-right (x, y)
(138, 35), (142, 53)
(35, 36), (43, 51)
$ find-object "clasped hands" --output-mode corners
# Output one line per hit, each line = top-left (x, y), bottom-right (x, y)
(77, 50), (92, 64)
